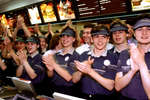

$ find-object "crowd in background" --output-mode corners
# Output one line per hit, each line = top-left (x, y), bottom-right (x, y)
(0, 13), (150, 100)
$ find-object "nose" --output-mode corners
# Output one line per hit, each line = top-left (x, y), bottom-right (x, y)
(142, 29), (148, 35)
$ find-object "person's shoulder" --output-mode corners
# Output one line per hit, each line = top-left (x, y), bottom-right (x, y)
(107, 47), (115, 54)
(75, 44), (90, 55)
(43, 49), (56, 56)
(106, 43), (114, 50)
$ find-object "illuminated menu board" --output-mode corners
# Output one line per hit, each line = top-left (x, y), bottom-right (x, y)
(56, 0), (76, 20)
(76, 0), (100, 18)
(76, 0), (128, 18)
(40, 2), (57, 23)
(28, 6), (42, 24)
(131, 0), (150, 11)
(100, 0), (127, 15)
(0, 14), (9, 28)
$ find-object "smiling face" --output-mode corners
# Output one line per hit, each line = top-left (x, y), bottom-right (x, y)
(112, 30), (127, 45)
(92, 34), (109, 50)
(26, 42), (39, 54)
(60, 35), (75, 48)
(16, 41), (26, 51)
(82, 28), (92, 44)
(39, 38), (47, 50)
(135, 26), (150, 44)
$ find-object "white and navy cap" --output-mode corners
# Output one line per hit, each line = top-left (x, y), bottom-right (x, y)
(110, 23), (128, 33)
(91, 25), (109, 36)
(60, 26), (75, 37)
(133, 18), (150, 30)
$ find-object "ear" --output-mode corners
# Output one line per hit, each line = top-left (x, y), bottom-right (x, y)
(72, 38), (75, 42)
(37, 44), (40, 48)
(107, 36), (110, 43)
(90, 37), (93, 43)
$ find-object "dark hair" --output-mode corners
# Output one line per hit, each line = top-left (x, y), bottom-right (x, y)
(17, 29), (25, 37)
(91, 25), (109, 36)
(49, 34), (60, 50)
(27, 35), (40, 45)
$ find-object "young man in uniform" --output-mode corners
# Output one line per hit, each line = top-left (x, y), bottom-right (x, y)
(38, 35), (48, 55)
(16, 36), (46, 95)
(76, 24), (94, 55)
(109, 19), (129, 61)
(76, 23), (113, 55)
(115, 15), (150, 100)
(43, 25), (80, 96)
(73, 25), (117, 100)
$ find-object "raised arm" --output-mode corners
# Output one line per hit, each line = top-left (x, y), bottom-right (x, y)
(34, 24), (42, 36)
(12, 16), (22, 40)
(46, 23), (54, 37)
(18, 15), (32, 37)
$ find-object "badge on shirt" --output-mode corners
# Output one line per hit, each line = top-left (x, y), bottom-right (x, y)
(104, 60), (110, 66)
(126, 59), (131, 66)
(103, 59), (118, 71)
(65, 56), (69, 62)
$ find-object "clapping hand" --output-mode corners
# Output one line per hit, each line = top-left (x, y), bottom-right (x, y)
(129, 43), (145, 69)
(43, 54), (55, 71)
(74, 56), (94, 74)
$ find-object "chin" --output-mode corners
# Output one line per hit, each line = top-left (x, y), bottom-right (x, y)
(27, 50), (32, 53)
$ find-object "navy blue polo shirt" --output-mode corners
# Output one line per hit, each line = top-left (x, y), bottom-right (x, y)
(50, 49), (79, 95)
(20, 53), (45, 85)
(108, 47), (127, 63)
(117, 50), (150, 100)
(79, 50), (117, 95)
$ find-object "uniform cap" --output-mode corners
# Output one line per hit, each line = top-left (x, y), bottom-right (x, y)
(133, 18), (150, 30)
(60, 27), (75, 37)
(16, 37), (25, 42)
(92, 25), (109, 36)
(110, 23), (128, 33)
(26, 37), (39, 44)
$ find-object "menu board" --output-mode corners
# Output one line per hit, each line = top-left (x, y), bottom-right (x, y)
(28, 6), (42, 24)
(131, 0), (150, 11)
(56, 0), (76, 20)
(40, 2), (57, 23)
(76, 0), (128, 18)
(75, 0), (100, 18)
(100, 0), (128, 15)
(0, 14), (9, 28)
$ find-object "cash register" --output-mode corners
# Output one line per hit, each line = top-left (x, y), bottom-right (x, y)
(0, 77), (36, 100)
